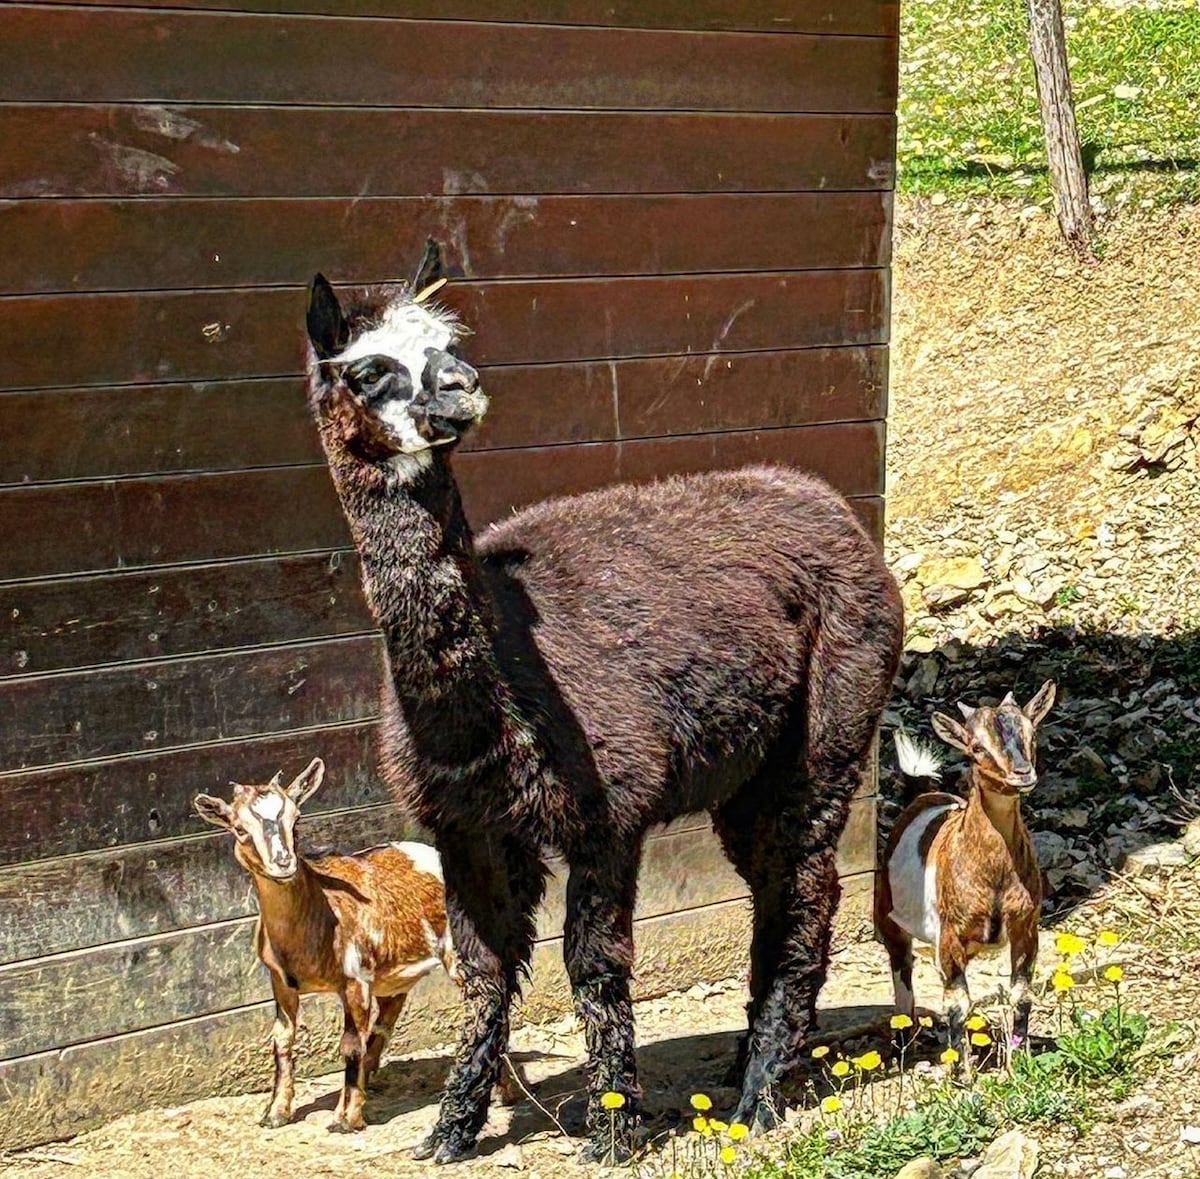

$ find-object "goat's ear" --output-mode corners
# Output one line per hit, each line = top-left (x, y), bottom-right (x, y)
(1023, 680), (1056, 727)
(194, 793), (234, 829)
(285, 757), (325, 806)
(307, 273), (349, 359)
(931, 711), (971, 754)
(411, 238), (445, 295)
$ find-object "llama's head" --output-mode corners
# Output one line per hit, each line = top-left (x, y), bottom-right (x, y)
(931, 680), (1056, 796)
(305, 240), (487, 474)
(193, 758), (325, 881)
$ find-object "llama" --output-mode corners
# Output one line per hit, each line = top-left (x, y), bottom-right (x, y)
(302, 241), (904, 1162)
(193, 758), (519, 1132)
(875, 682), (1055, 1070)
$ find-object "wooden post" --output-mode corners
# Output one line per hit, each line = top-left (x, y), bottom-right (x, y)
(1025, 0), (1094, 255)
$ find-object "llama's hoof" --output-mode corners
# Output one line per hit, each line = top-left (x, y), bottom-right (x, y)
(328, 1117), (365, 1134)
(259, 1110), (291, 1129)
(730, 1095), (781, 1138)
(413, 1129), (475, 1164)
(577, 1135), (634, 1166)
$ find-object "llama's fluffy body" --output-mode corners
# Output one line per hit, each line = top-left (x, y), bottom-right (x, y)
(305, 268), (904, 1162)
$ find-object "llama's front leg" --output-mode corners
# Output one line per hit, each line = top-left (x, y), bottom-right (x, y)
(261, 974), (301, 1128)
(414, 832), (545, 1164)
(331, 983), (373, 1133)
(563, 848), (642, 1164)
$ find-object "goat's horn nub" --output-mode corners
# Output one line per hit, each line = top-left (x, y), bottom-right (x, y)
(957, 701), (975, 719)
(1001, 690), (1016, 705)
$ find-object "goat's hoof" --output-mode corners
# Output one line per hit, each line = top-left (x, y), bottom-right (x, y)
(413, 1130), (475, 1164)
(328, 1117), (365, 1134)
(259, 1111), (291, 1129)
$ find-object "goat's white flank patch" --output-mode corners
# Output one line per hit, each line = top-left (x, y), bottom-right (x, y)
(396, 841), (443, 882)
(343, 942), (373, 985)
(887, 804), (957, 955)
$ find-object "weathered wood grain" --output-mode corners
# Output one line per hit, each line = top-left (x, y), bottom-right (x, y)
(0, 106), (894, 199)
(0, 193), (892, 296)
(1, 347), (886, 485)
(3, 9), (896, 113)
(0, 720), (384, 866)
(0, 270), (888, 391)
(16, 1), (899, 38)
(0, 551), (372, 679)
(0, 812), (874, 1054)
(0, 635), (383, 771)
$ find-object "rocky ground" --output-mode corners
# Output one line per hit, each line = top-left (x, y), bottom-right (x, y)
(2, 205), (1197, 1178)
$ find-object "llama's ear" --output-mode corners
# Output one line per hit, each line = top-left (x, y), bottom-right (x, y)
(285, 758), (325, 806)
(931, 712), (971, 754)
(411, 238), (445, 296)
(1023, 680), (1056, 727)
(194, 793), (234, 829)
(307, 273), (349, 359)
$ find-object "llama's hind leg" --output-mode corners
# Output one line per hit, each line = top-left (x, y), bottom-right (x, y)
(414, 831), (546, 1164)
(562, 844), (642, 1164)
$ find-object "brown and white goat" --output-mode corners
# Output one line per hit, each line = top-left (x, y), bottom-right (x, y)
(195, 759), (516, 1132)
(875, 681), (1055, 1066)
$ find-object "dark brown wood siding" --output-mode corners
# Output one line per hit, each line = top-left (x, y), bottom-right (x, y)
(0, 0), (897, 1147)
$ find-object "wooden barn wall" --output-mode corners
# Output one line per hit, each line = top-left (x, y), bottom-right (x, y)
(0, 0), (899, 1149)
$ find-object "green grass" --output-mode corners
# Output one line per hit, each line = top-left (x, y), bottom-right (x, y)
(898, 0), (1200, 205)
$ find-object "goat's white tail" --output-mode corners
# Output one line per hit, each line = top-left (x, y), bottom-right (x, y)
(894, 730), (943, 780)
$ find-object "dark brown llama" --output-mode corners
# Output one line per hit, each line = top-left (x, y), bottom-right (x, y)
(302, 241), (904, 1163)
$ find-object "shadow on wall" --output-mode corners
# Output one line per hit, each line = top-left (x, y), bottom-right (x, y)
(877, 622), (1200, 921)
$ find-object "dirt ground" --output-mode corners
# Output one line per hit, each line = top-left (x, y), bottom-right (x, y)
(4, 206), (1199, 1178)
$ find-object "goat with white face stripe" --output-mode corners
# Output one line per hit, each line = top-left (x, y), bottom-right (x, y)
(875, 682), (1055, 1072)
(306, 241), (488, 482)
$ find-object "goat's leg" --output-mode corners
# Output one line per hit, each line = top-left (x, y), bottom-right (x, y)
(414, 830), (545, 1164)
(362, 993), (408, 1083)
(563, 846), (642, 1164)
(938, 933), (973, 1079)
(1009, 917), (1038, 1051)
(331, 983), (373, 1133)
(261, 974), (301, 1128)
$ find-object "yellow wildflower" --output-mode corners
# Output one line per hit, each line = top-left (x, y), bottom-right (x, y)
(1104, 965), (1124, 983)
(965, 1014), (987, 1031)
(728, 1123), (749, 1142)
(820, 1095), (843, 1115)
(720, 1146), (737, 1165)
(811, 1044), (830, 1059)
(1055, 932), (1088, 956)
(600, 1091), (625, 1110)
(693, 1116), (712, 1136)
(1097, 930), (1121, 947)
(940, 1047), (960, 1066)
(853, 1050), (883, 1071)
(890, 1014), (914, 1030)
(970, 1032), (992, 1047)
(1052, 970), (1076, 993)
(918, 1016), (934, 1028)
(690, 1093), (713, 1112)
(709, 1120), (729, 1134)
(831, 1060), (851, 1078)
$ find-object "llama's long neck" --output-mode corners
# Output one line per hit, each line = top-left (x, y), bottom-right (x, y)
(319, 431), (513, 770)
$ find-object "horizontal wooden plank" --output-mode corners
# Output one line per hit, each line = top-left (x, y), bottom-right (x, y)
(0, 270), (888, 391)
(0, 192), (892, 295)
(0, 891), (769, 1154)
(3, 9), (896, 113)
(0, 107), (894, 199)
(457, 422), (886, 522)
(0, 467), (349, 582)
(16, 1), (899, 38)
(2, 813), (880, 1057)
(0, 635), (383, 771)
(2, 347), (886, 485)
(0, 721), (385, 867)
(0, 551), (373, 679)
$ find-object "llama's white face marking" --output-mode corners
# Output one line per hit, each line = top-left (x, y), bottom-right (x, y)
(333, 300), (457, 376)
